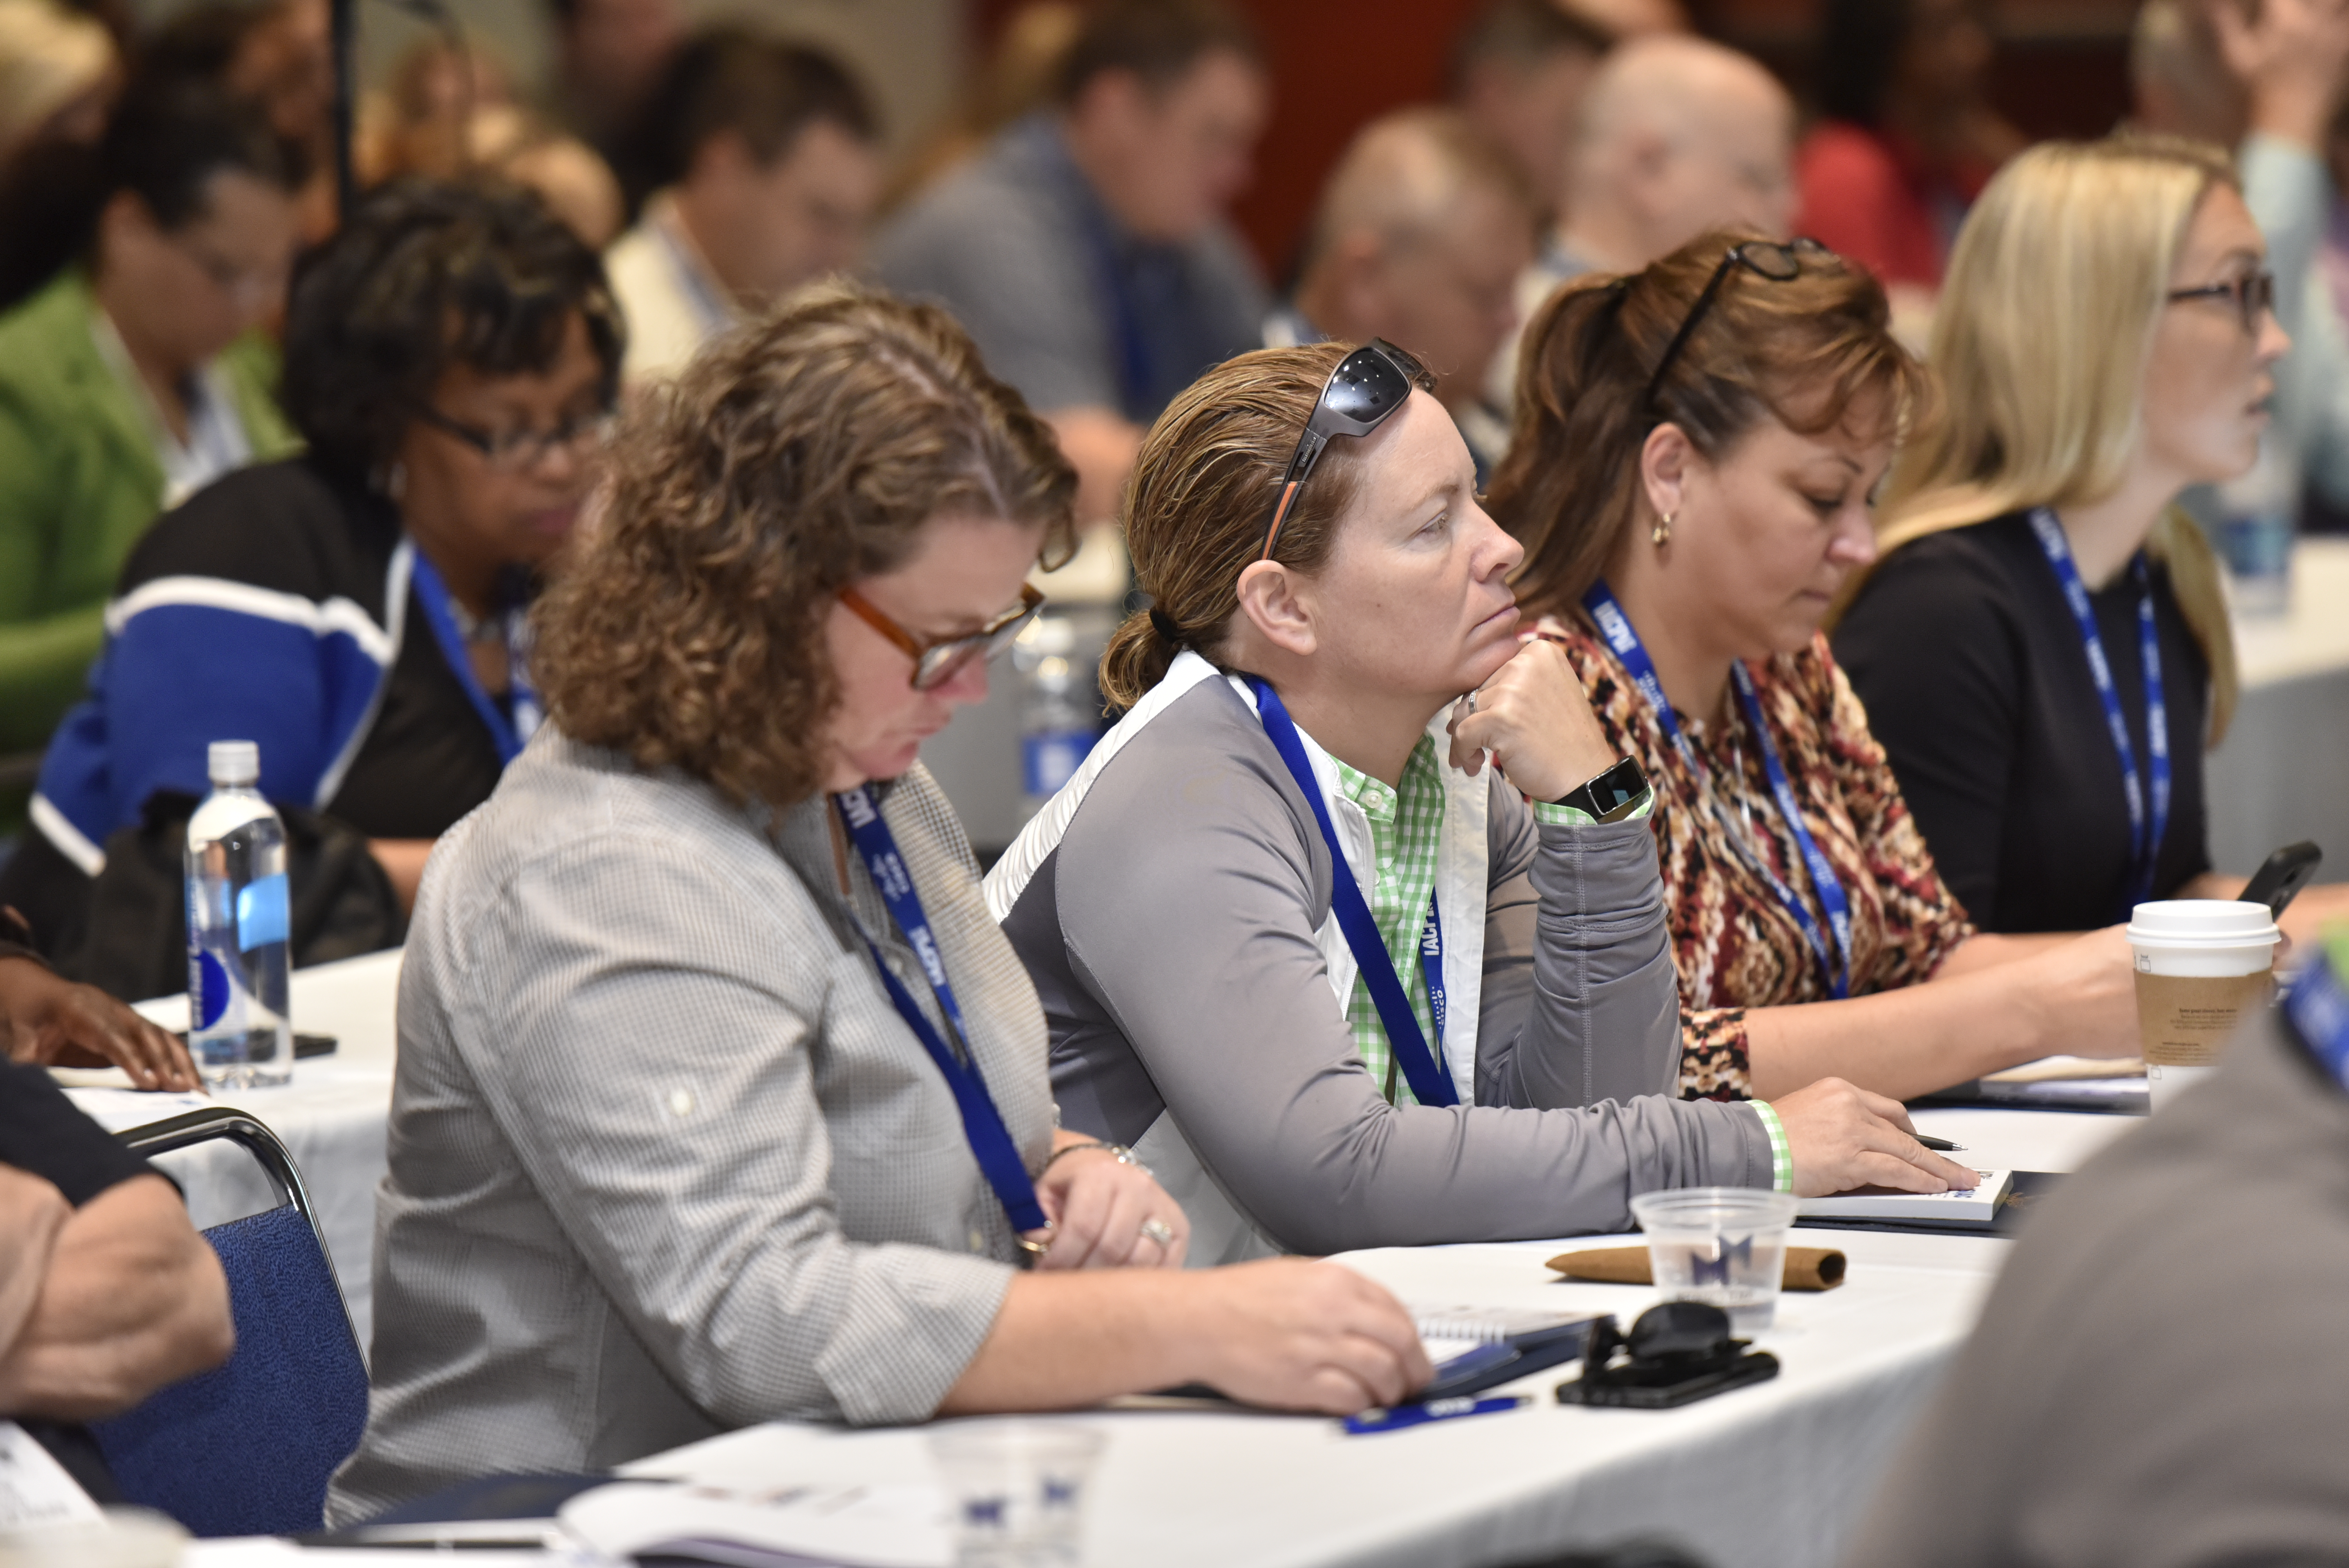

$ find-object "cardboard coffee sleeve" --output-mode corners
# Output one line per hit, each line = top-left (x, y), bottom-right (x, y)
(2133, 969), (2276, 1067)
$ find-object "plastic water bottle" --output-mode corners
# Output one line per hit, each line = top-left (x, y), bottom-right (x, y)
(185, 740), (291, 1087)
(1016, 613), (1101, 819)
(2213, 440), (2296, 617)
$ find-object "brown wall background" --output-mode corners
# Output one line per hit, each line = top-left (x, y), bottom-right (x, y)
(975, 0), (2146, 276)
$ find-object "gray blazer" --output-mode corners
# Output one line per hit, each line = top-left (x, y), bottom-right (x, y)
(996, 676), (1772, 1258)
(328, 736), (1051, 1522)
(1842, 1010), (2349, 1568)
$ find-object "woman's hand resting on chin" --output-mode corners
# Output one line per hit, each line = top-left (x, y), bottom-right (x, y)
(1445, 634), (1621, 802)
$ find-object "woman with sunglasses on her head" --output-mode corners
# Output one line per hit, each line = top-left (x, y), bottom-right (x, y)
(1, 178), (616, 976)
(1836, 137), (2349, 943)
(1488, 231), (2142, 1108)
(328, 289), (1435, 1521)
(989, 339), (1969, 1268)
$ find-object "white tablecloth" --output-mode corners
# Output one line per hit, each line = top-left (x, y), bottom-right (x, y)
(55, 929), (2151, 1474)
(63, 950), (405, 1354)
(619, 1110), (2140, 1568)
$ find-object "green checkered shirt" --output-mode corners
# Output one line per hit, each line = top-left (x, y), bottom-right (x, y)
(1331, 736), (1650, 1106)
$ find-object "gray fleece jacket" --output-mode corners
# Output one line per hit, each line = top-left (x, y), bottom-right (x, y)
(989, 667), (1772, 1260)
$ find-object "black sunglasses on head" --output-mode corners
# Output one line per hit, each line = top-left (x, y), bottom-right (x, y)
(1259, 339), (1429, 560)
(1643, 237), (1835, 412)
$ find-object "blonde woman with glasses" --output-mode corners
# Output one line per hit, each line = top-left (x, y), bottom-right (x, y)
(1836, 136), (2349, 941)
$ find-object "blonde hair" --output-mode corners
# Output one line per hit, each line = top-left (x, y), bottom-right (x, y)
(1869, 135), (2240, 742)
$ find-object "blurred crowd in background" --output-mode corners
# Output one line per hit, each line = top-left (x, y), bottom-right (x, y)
(5, 0), (2349, 857)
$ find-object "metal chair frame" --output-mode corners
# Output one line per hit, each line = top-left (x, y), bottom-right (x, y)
(113, 1106), (363, 1354)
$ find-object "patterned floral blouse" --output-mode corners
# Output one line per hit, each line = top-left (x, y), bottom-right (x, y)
(1544, 618), (1976, 1100)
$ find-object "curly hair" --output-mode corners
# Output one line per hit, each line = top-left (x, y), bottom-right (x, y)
(532, 286), (1077, 810)
(280, 177), (623, 482)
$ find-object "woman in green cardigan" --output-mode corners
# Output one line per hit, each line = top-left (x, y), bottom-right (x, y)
(0, 78), (302, 761)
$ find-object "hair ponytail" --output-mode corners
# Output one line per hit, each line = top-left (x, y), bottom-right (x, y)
(1099, 607), (1178, 711)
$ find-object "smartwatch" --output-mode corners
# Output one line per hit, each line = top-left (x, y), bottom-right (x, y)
(1551, 755), (1650, 823)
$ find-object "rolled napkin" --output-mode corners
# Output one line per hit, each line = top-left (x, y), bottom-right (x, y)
(1547, 1245), (1846, 1292)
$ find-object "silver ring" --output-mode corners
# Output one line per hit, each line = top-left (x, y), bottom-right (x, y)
(1139, 1217), (1176, 1247)
(1465, 690), (1479, 714)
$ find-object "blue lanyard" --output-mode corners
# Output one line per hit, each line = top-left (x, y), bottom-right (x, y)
(831, 786), (1049, 1234)
(409, 549), (541, 766)
(2287, 947), (2349, 1090)
(1250, 678), (1457, 1108)
(1583, 582), (1852, 1001)
(2026, 509), (2170, 916)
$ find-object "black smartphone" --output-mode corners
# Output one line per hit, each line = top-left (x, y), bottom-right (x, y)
(1419, 1320), (1597, 1401)
(1556, 1352), (1779, 1409)
(173, 1031), (337, 1058)
(2240, 841), (2322, 919)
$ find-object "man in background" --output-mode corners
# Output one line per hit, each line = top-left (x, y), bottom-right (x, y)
(604, 29), (882, 385)
(872, 0), (1269, 530)
(546, 0), (685, 217)
(1449, 0), (1615, 230)
(1271, 109), (1536, 482)
(1487, 33), (1794, 412)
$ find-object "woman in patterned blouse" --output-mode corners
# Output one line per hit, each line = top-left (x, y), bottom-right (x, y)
(1487, 231), (2141, 1103)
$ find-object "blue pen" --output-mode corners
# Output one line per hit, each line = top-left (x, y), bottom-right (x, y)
(1343, 1395), (1529, 1436)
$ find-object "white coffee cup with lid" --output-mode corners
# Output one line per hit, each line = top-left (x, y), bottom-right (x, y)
(2125, 900), (2281, 1112)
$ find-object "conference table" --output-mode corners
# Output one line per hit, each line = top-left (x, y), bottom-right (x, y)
(59, 936), (2145, 1568)
(62, 948), (406, 1353)
(608, 1104), (2129, 1568)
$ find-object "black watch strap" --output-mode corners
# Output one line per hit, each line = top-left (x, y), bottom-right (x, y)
(1551, 755), (1649, 823)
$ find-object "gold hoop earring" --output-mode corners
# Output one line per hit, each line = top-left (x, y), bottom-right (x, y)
(1651, 510), (1675, 548)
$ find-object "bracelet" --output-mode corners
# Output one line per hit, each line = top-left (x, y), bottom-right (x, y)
(1039, 1140), (1150, 1179)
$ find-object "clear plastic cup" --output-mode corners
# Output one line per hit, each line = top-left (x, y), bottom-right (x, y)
(2126, 900), (2281, 1113)
(927, 1422), (1105, 1568)
(1630, 1187), (1800, 1334)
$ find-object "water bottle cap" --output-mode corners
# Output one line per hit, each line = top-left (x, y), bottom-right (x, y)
(207, 740), (260, 786)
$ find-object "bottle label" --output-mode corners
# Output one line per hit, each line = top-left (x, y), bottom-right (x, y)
(236, 873), (290, 951)
(194, 949), (234, 1031)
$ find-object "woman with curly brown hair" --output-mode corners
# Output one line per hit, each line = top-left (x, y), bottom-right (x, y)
(1488, 230), (2141, 1106)
(328, 288), (1434, 1522)
(987, 337), (1968, 1271)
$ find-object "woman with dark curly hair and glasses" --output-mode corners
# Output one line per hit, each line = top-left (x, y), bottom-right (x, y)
(2, 177), (620, 964)
(326, 287), (1434, 1520)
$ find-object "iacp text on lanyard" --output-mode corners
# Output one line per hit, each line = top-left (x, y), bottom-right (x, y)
(1249, 678), (1458, 1108)
(1582, 582), (1852, 1000)
(831, 786), (1049, 1235)
(2026, 508), (2169, 917)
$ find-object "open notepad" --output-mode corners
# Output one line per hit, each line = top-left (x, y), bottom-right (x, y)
(1797, 1169), (2014, 1228)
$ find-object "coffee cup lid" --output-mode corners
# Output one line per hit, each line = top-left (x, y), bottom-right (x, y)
(2126, 898), (2281, 949)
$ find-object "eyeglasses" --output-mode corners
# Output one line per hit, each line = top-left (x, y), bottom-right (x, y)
(1643, 238), (1833, 411)
(412, 404), (617, 473)
(838, 582), (1046, 691)
(1259, 339), (1429, 561)
(2167, 269), (2277, 335)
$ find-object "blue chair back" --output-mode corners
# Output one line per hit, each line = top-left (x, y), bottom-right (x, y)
(90, 1108), (369, 1538)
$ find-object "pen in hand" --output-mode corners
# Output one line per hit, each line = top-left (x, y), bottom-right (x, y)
(1912, 1133), (1963, 1152)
